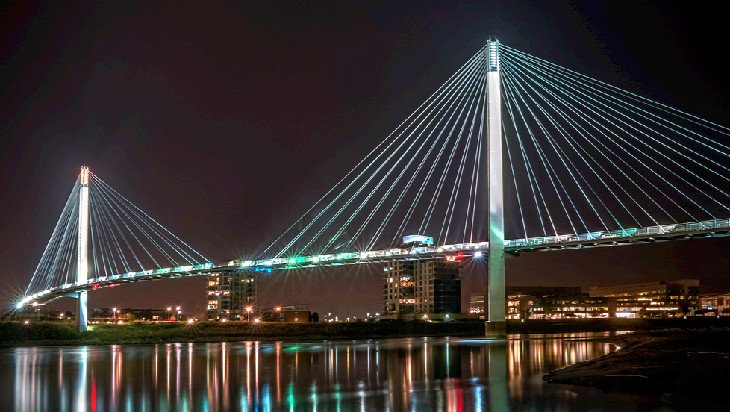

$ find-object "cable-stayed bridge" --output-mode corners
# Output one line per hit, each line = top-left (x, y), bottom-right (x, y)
(16, 40), (730, 336)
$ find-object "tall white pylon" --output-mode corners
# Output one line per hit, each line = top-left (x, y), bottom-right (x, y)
(485, 39), (506, 339)
(77, 166), (90, 332)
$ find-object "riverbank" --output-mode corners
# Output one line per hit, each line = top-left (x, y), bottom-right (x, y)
(2, 317), (730, 346)
(544, 328), (730, 407)
(1, 320), (482, 346)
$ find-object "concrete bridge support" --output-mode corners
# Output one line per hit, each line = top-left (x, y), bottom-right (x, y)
(77, 166), (90, 332)
(485, 39), (506, 339)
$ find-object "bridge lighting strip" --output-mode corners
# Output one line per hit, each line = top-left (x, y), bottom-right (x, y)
(510, 53), (730, 203)
(334, 56), (487, 252)
(392, 61), (485, 247)
(504, 53), (710, 218)
(501, 54), (692, 222)
(274, 51), (485, 258)
(503, 51), (727, 216)
(503, 74), (560, 236)
(363, 58), (486, 250)
(17, 218), (730, 309)
(500, 45), (730, 137)
(438, 64), (485, 244)
(503, 83), (549, 236)
(419, 62), (487, 236)
(507, 48), (730, 161)
(501, 59), (661, 226)
(505, 64), (631, 229)
(505, 70), (591, 233)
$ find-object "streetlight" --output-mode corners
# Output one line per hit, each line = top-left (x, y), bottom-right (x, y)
(112, 307), (117, 320)
(274, 306), (282, 321)
(245, 306), (253, 322)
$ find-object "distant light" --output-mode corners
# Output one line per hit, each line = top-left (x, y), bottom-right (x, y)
(245, 306), (253, 313)
(23, 320), (30, 325)
(175, 306), (181, 311)
(221, 318), (228, 323)
(166, 307), (172, 312)
(274, 306), (282, 312)
(187, 318), (195, 324)
(253, 318), (261, 323)
(474, 251), (483, 258)
(117, 320), (124, 325)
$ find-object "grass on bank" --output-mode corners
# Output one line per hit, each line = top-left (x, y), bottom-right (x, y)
(3, 317), (730, 346)
(0, 319), (485, 346)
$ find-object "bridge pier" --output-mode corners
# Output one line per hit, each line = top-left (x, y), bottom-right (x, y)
(76, 291), (88, 332)
(485, 39), (506, 339)
(77, 166), (90, 332)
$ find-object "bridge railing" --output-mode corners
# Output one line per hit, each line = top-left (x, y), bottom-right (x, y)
(505, 218), (730, 249)
(19, 219), (730, 308)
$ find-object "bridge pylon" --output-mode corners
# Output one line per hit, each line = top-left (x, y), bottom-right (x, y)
(485, 39), (506, 339)
(76, 166), (90, 332)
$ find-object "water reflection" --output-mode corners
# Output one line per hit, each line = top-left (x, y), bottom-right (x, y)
(2, 333), (624, 411)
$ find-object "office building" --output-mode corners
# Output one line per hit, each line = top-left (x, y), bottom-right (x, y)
(528, 296), (614, 319)
(589, 279), (699, 318)
(469, 293), (485, 314)
(207, 270), (257, 320)
(474, 286), (614, 319)
(383, 258), (461, 319)
(700, 292), (730, 316)
(503, 286), (583, 319)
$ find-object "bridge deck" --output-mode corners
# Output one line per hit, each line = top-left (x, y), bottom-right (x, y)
(18, 218), (730, 308)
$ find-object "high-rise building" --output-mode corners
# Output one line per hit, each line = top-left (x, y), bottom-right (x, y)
(383, 258), (461, 319)
(206, 270), (256, 321)
(589, 279), (699, 318)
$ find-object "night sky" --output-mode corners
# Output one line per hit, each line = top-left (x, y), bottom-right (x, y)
(2, 1), (729, 317)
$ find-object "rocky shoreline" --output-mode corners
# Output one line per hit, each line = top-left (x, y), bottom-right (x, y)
(544, 328), (730, 406)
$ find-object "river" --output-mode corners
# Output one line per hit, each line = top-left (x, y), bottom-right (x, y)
(1, 332), (669, 411)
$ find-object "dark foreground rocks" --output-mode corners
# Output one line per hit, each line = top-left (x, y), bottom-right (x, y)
(544, 328), (730, 405)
